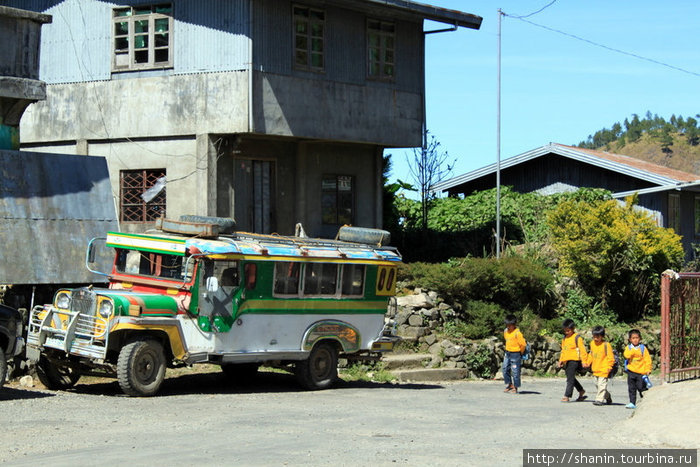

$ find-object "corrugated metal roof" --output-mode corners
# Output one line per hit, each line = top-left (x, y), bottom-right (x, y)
(0, 150), (118, 284)
(432, 142), (700, 193)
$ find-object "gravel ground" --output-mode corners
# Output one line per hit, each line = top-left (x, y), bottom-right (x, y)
(0, 370), (694, 466)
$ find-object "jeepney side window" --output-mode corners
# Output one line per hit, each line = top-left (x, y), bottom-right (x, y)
(214, 260), (239, 287)
(274, 262), (301, 295)
(245, 263), (257, 290)
(303, 262), (338, 296)
(341, 264), (365, 296)
(114, 248), (193, 281)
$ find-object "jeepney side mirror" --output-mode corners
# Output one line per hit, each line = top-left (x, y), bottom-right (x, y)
(206, 276), (219, 292)
(87, 243), (96, 263)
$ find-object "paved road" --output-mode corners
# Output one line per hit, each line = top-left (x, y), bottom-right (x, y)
(0, 371), (640, 466)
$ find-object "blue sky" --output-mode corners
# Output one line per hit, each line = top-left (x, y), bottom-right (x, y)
(389, 0), (700, 189)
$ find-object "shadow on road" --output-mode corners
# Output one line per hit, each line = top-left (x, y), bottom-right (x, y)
(31, 370), (445, 398)
(0, 386), (56, 401)
(515, 390), (541, 395)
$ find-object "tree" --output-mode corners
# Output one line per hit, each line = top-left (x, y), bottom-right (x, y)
(406, 131), (455, 230)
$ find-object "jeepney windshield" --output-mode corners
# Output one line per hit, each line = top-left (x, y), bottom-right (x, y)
(114, 248), (194, 281)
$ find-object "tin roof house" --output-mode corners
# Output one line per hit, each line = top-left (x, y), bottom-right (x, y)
(8, 0), (482, 238)
(433, 143), (700, 257)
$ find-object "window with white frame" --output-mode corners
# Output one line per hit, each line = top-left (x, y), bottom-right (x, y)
(367, 19), (395, 80)
(113, 4), (173, 71)
(293, 5), (325, 71)
(669, 193), (681, 233)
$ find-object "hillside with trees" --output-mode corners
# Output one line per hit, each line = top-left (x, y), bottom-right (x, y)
(577, 111), (700, 174)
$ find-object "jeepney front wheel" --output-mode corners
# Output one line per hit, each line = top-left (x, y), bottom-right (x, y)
(295, 342), (338, 390)
(36, 355), (81, 390)
(117, 338), (166, 397)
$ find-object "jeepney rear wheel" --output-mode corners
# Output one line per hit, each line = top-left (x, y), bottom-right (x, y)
(117, 338), (166, 397)
(295, 342), (338, 390)
(36, 356), (81, 390)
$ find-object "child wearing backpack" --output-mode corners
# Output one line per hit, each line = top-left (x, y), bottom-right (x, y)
(502, 314), (527, 394)
(623, 329), (652, 409)
(557, 319), (589, 402)
(585, 326), (616, 406)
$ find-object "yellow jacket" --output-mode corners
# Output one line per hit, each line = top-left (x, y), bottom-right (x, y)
(586, 341), (616, 377)
(559, 333), (588, 363)
(623, 344), (652, 375)
(504, 327), (527, 353)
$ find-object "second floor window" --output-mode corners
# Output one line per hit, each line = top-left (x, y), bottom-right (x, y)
(367, 19), (395, 80)
(120, 169), (166, 223)
(113, 4), (173, 72)
(293, 5), (325, 71)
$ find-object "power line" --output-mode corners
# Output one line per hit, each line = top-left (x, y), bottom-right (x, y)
(504, 14), (700, 78)
(509, 0), (558, 19)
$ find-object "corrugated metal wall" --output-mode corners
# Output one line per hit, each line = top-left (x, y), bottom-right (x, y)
(0, 150), (118, 284)
(2, 0), (251, 83)
(5, 0), (423, 91)
(255, 0), (423, 93)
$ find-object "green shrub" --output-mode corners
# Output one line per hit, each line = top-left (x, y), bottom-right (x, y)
(464, 343), (494, 379)
(398, 256), (555, 318)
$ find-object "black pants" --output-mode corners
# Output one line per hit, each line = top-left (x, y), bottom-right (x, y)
(627, 371), (646, 404)
(564, 360), (584, 398)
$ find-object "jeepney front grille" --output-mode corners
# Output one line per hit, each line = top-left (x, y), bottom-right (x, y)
(71, 289), (96, 316)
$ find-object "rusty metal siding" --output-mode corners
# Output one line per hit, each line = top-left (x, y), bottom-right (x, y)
(0, 150), (118, 285)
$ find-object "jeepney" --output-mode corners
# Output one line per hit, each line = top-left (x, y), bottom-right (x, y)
(26, 217), (400, 396)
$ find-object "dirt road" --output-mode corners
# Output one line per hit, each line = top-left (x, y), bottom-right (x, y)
(0, 370), (686, 466)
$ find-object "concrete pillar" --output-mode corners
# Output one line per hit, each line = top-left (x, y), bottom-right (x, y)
(76, 139), (89, 155)
(195, 133), (217, 216)
(295, 142), (308, 228)
(375, 146), (384, 229)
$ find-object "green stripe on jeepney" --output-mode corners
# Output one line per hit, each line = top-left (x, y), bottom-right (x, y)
(100, 291), (180, 317)
(237, 299), (387, 316)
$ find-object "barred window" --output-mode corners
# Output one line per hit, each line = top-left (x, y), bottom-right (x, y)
(120, 169), (166, 223)
(321, 175), (353, 225)
(113, 4), (173, 72)
(367, 19), (395, 80)
(293, 5), (325, 71)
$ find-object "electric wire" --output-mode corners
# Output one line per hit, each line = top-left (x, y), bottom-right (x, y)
(508, 0), (558, 19)
(504, 14), (700, 78)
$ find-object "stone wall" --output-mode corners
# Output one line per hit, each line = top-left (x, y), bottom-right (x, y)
(391, 289), (566, 378)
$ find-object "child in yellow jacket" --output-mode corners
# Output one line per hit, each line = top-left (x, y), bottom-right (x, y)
(557, 319), (589, 402)
(623, 329), (652, 409)
(502, 314), (527, 394)
(585, 326), (616, 406)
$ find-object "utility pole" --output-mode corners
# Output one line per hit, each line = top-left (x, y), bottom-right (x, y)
(496, 8), (503, 258)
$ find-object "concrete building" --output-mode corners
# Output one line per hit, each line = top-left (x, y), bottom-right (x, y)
(8, 0), (482, 237)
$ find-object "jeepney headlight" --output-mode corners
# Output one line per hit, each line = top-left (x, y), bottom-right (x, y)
(55, 291), (71, 309)
(98, 299), (114, 318)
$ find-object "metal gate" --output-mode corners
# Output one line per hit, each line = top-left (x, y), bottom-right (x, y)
(660, 270), (700, 382)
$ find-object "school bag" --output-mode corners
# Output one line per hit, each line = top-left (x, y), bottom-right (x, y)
(603, 342), (620, 378)
(623, 343), (646, 373)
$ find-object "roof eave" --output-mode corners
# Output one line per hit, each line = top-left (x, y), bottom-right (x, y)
(363, 0), (482, 29)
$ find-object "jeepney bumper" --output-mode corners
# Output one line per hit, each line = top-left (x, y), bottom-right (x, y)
(26, 305), (109, 361)
(371, 335), (400, 352)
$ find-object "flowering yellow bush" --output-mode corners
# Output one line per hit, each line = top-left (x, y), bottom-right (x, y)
(547, 195), (683, 318)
